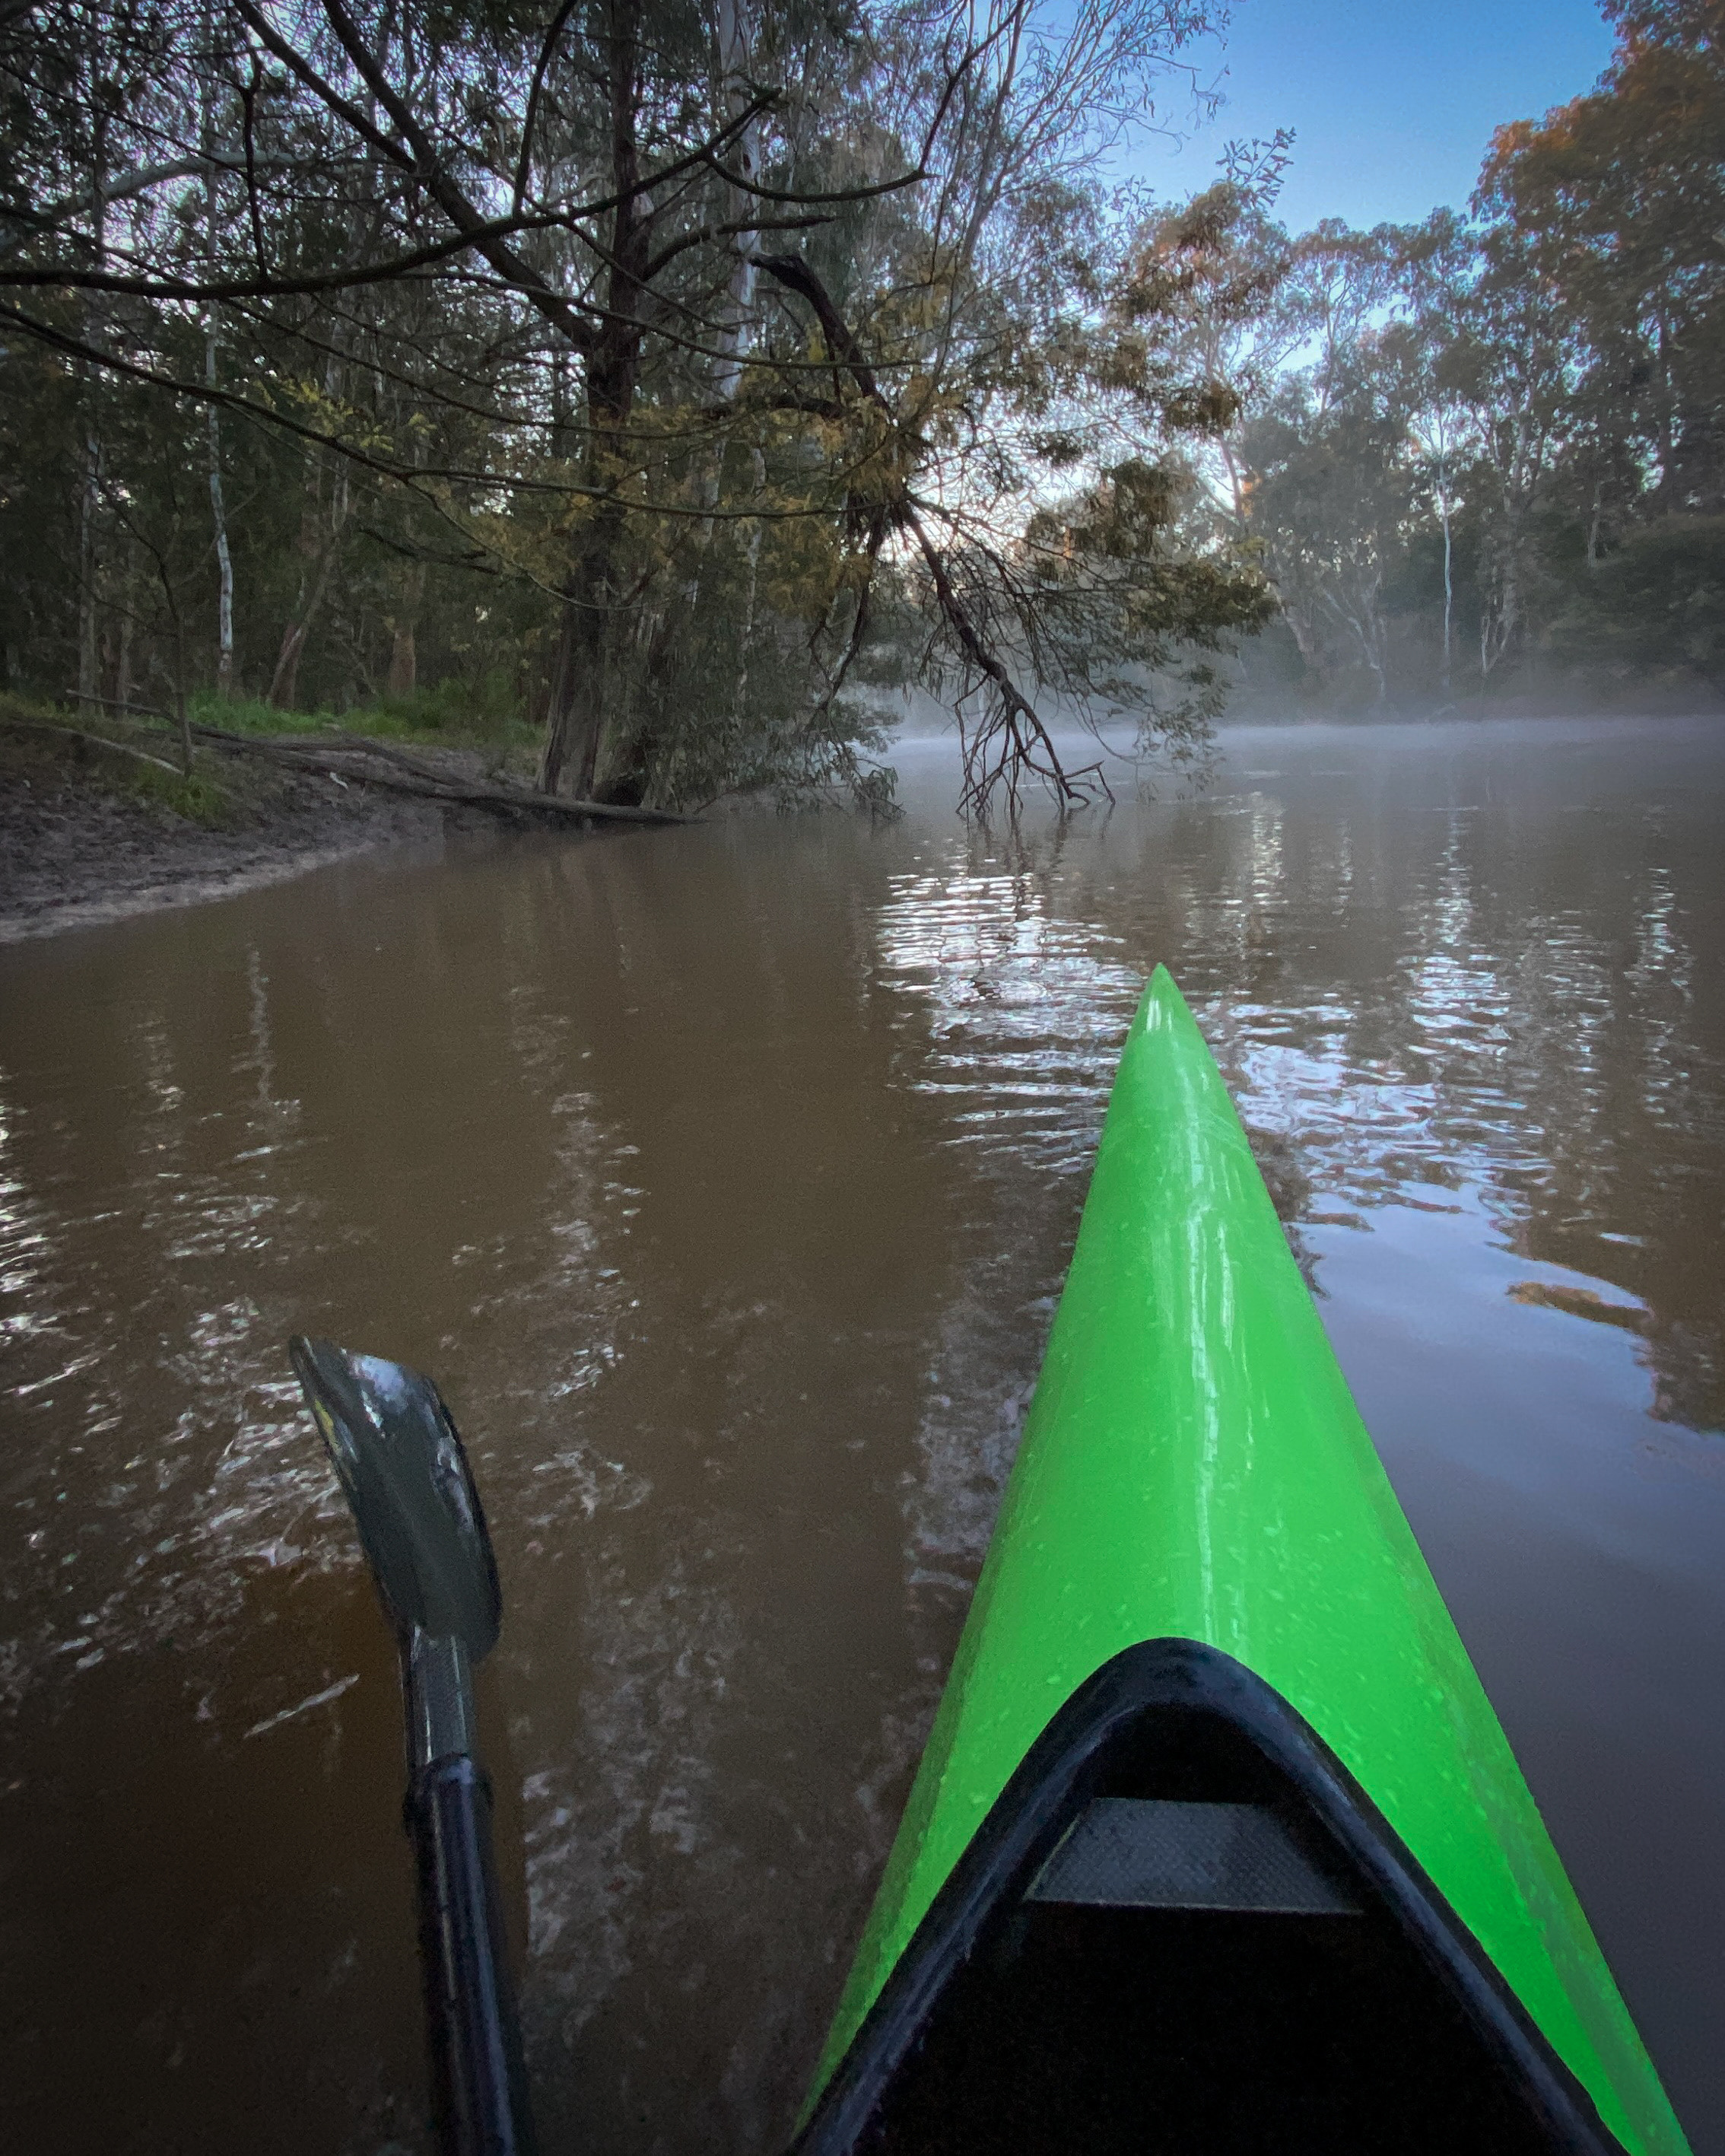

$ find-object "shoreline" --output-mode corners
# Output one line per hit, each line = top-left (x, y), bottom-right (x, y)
(0, 749), (468, 945)
(0, 818), (448, 943)
(0, 710), (710, 945)
(8, 706), (1719, 946)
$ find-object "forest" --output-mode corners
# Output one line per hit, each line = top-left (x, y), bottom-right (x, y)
(1, 0), (1720, 813)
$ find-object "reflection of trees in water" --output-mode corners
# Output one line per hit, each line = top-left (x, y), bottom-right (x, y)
(878, 763), (1723, 1498)
(873, 819), (1328, 1635)
(1099, 780), (1723, 1434)
(866, 839), (1098, 1717)
(0, 952), (361, 1716)
(0, 876), (662, 2148)
(1644, 1320), (1720, 1435)
(868, 833), (1144, 1975)
(487, 820), (996, 2154)
(0, 882), (659, 1711)
(1504, 1283), (1719, 1436)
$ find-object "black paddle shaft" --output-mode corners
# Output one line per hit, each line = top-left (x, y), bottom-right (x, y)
(408, 1754), (536, 2156)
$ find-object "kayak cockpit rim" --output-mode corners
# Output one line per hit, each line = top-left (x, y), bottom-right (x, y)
(792, 1639), (1630, 2156)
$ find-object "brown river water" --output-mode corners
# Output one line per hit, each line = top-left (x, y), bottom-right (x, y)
(2, 716), (1723, 2155)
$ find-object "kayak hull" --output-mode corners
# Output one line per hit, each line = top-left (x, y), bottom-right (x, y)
(796, 969), (1687, 2156)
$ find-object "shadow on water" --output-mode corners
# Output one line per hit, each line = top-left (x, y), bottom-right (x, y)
(1, 715), (1722, 2152)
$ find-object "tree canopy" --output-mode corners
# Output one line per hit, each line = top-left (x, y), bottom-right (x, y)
(5, 0), (1720, 812)
(1178, 0), (1725, 709)
(1, 0), (1272, 810)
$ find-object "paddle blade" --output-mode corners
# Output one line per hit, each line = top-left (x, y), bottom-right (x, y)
(289, 1337), (501, 1658)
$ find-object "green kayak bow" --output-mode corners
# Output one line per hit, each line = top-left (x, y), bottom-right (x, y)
(794, 968), (1688, 2156)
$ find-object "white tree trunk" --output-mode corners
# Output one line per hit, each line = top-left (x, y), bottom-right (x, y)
(1438, 480), (1453, 698)
(712, 0), (761, 400)
(77, 111), (108, 710)
(77, 428), (101, 707)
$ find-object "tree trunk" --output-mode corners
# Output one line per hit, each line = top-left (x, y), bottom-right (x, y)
(202, 21), (235, 697)
(269, 452), (348, 708)
(734, 445), (767, 717)
(538, 0), (651, 797)
(540, 550), (613, 797)
(269, 615), (310, 711)
(77, 103), (108, 715)
(1438, 482), (1453, 698)
(77, 428), (101, 708)
(387, 622), (418, 698)
(711, 0), (761, 399)
(269, 335), (351, 710)
(1481, 551), (1518, 679)
(385, 561), (424, 696)
(207, 354), (234, 697)
(114, 563), (134, 712)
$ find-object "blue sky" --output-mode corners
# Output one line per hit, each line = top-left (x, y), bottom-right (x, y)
(1139, 0), (1619, 233)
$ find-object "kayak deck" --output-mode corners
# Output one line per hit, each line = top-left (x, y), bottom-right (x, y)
(793, 969), (1688, 2156)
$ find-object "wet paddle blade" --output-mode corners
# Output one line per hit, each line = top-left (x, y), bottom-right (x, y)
(288, 1337), (501, 1657)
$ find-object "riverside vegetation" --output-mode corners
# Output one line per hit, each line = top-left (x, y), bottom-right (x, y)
(1, 0), (1720, 830)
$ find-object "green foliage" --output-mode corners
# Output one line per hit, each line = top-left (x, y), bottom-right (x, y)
(1555, 517), (1725, 684)
(192, 682), (536, 749)
(49, 0), (1723, 783)
(1159, 0), (1725, 711)
(123, 761), (232, 827)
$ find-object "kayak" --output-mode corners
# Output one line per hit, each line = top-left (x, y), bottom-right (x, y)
(791, 968), (1689, 2156)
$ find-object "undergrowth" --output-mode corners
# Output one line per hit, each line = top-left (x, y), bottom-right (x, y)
(193, 675), (538, 757)
(125, 759), (233, 826)
(4, 676), (543, 821)
(2, 692), (236, 827)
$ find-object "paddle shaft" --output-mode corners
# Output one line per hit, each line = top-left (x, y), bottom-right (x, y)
(407, 1752), (536, 2156)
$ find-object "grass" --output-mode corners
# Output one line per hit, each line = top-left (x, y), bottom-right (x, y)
(1, 692), (244, 828)
(3, 673), (544, 825)
(124, 758), (234, 826)
(194, 676), (540, 765)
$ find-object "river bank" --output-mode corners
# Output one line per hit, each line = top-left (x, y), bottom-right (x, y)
(0, 697), (659, 940)
(8, 704), (1718, 943)
(0, 736), (453, 942)
(0, 697), (724, 940)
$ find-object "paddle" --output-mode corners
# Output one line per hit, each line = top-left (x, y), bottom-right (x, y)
(288, 1336), (536, 2156)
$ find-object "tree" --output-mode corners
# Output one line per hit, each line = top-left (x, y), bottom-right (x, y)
(2, 0), (1271, 814)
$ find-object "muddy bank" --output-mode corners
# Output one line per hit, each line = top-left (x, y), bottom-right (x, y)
(0, 705), (720, 942)
(0, 743), (463, 942)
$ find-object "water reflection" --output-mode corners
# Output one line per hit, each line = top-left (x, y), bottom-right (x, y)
(0, 718), (1720, 2155)
(868, 854), (1117, 1715)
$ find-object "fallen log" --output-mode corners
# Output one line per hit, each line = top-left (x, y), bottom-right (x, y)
(49, 695), (693, 827)
(189, 723), (693, 825)
(217, 727), (461, 784)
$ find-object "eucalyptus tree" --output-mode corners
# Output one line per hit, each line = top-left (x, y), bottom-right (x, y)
(1122, 149), (1298, 536)
(1387, 211), (1480, 695)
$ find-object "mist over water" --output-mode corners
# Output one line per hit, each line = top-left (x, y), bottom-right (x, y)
(2, 716), (1722, 2154)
